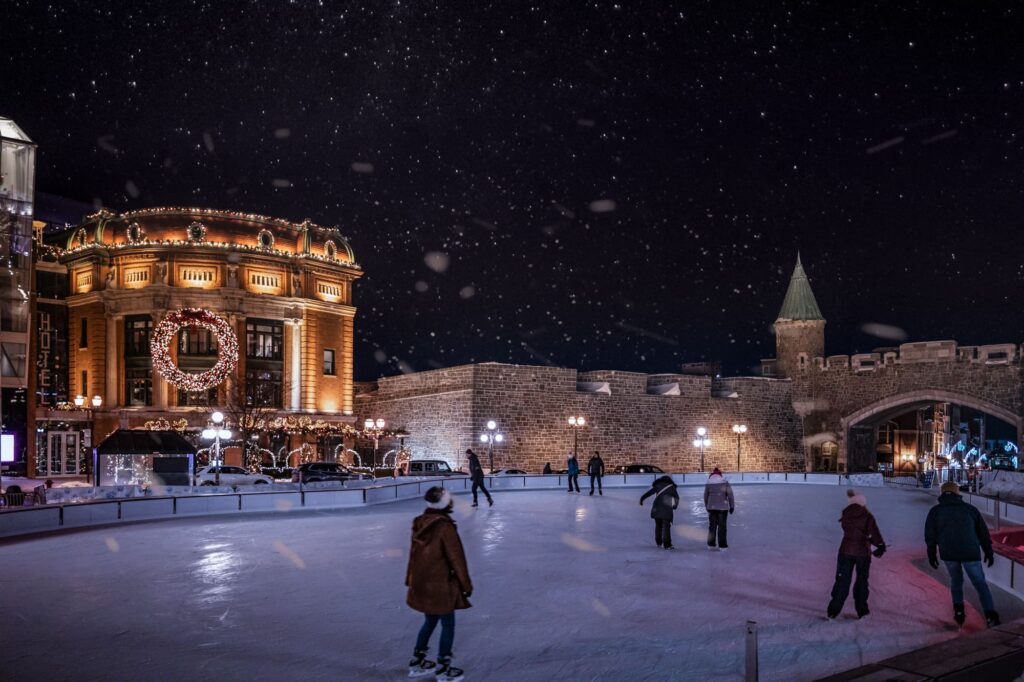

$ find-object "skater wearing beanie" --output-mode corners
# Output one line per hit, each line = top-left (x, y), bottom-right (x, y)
(406, 487), (472, 681)
(567, 453), (581, 493)
(827, 489), (885, 620)
(925, 480), (1000, 628)
(466, 449), (493, 508)
(640, 475), (679, 549)
(587, 451), (605, 496)
(703, 467), (735, 550)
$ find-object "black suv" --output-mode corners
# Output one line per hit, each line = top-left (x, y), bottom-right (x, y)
(292, 462), (361, 483)
(612, 464), (665, 474)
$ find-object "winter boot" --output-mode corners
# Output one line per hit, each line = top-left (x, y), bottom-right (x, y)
(435, 658), (465, 681)
(408, 651), (436, 678)
(487, 497), (493, 507)
(986, 610), (1001, 627)
(857, 608), (869, 619)
(471, 502), (478, 507)
(953, 604), (966, 628)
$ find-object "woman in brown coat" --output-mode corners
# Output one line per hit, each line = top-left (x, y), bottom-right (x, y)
(407, 487), (472, 681)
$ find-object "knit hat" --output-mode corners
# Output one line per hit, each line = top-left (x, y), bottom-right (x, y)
(425, 486), (452, 510)
(712, 467), (723, 476)
(846, 488), (867, 507)
(941, 481), (960, 495)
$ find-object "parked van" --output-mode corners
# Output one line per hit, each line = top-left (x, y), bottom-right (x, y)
(405, 459), (465, 477)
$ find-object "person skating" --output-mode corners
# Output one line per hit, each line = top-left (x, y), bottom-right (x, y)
(542, 462), (552, 475)
(567, 453), (581, 493)
(827, 489), (886, 620)
(406, 487), (472, 681)
(466, 449), (493, 507)
(925, 480), (1000, 628)
(587, 451), (605, 496)
(703, 467), (735, 550)
(639, 475), (680, 549)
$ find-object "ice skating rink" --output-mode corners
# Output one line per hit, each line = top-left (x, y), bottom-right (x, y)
(2, 484), (1020, 681)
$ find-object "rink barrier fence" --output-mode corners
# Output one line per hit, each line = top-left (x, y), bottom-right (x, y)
(0, 471), (876, 540)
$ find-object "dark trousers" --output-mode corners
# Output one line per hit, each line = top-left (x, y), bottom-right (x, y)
(655, 518), (673, 547)
(828, 554), (871, 617)
(414, 612), (455, 660)
(589, 475), (602, 494)
(708, 510), (729, 548)
(471, 480), (491, 504)
(568, 474), (579, 492)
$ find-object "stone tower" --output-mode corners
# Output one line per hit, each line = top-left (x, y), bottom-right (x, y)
(773, 253), (825, 378)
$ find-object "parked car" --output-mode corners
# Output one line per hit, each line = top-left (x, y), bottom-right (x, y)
(489, 468), (528, 475)
(195, 465), (273, 486)
(611, 464), (665, 474)
(405, 459), (465, 477)
(292, 462), (365, 483)
(260, 466), (295, 480)
(990, 455), (1017, 472)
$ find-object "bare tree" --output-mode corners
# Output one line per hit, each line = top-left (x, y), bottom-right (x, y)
(223, 378), (274, 472)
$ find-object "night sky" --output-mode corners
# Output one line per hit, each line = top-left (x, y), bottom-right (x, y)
(5, 2), (1024, 380)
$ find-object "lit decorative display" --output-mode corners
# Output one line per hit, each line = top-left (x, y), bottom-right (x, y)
(151, 308), (239, 391)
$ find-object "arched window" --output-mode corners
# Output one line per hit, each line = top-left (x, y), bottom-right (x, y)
(324, 240), (337, 260)
(257, 229), (275, 249)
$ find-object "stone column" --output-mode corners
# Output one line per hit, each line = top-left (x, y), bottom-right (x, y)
(287, 318), (302, 412)
(105, 315), (122, 407)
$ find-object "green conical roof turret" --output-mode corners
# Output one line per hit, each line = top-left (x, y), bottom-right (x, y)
(776, 253), (823, 322)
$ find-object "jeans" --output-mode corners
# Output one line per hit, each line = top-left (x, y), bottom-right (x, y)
(655, 518), (672, 547)
(708, 510), (729, 548)
(414, 612), (455, 660)
(471, 480), (491, 505)
(944, 560), (996, 613)
(828, 554), (871, 617)
(568, 474), (579, 492)
(589, 475), (602, 494)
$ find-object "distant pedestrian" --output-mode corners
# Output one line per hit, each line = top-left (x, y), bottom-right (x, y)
(640, 475), (679, 549)
(926, 480), (1000, 628)
(406, 487), (471, 681)
(542, 462), (552, 475)
(466, 449), (493, 508)
(827, 489), (885, 620)
(587, 451), (605, 496)
(703, 467), (735, 550)
(567, 453), (580, 493)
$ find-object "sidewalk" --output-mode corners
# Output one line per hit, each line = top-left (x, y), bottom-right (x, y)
(819, 620), (1024, 680)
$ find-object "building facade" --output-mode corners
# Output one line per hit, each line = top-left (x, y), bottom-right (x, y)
(32, 207), (361, 477)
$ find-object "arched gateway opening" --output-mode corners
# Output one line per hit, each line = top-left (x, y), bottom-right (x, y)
(840, 390), (1021, 476)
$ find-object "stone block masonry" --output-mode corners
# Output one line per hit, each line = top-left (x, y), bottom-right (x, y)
(356, 362), (805, 473)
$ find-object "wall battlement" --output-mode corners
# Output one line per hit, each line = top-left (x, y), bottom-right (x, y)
(764, 340), (1021, 376)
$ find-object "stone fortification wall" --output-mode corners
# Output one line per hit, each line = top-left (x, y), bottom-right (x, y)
(356, 363), (804, 473)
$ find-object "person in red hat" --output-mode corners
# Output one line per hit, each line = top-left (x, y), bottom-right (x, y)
(703, 467), (735, 550)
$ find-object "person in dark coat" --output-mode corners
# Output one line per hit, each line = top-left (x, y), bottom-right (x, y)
(925, 480), (1000, 627)
(639, 475), (680, 549)
(542, 462), (552, 475)
(827, 489), (886, 620)
(587, 451), (605, 496)
(465, 448), (492, 508)
(567, 453), (581, 493)
(703, 467), (735, 550)
(406, 487), (472, 681)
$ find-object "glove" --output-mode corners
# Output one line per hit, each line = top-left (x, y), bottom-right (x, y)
(928, 555), (939, 569)
(463, 590), (472, 599)
(639, 500), (644, 506)
(872, 544), (886, 558)
(986, 553), (995, 568)
(729, 508), (734, 515)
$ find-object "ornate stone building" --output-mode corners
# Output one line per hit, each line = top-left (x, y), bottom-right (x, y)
(32, 207), (361, 477)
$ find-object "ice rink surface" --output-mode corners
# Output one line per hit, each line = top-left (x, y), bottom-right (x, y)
(2, 484), (1021, 681)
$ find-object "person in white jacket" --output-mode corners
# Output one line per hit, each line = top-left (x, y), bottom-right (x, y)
(703, 467), (735, 550)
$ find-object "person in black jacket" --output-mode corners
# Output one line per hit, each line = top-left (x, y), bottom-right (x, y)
(587, 451), (605, 496)
(639, 475), (680, 549)
(827, 490), (885, 620)
(925, 481), (999, 627)
(542, 462), (552, 475)
(465, 449), (493, 508)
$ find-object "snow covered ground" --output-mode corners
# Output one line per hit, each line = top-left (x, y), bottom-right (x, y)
(1, 484), (1021, 681)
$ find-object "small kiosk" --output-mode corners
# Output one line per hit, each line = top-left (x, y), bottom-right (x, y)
(93, 430), (196, 487)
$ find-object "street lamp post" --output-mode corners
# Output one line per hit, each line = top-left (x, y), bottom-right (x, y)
(363, 418), (386, 478)
(479, 420), (504, 473)
(732, 424), (747, 471)
(567, 415), (586, 459)
(74, 394), (103, 482)
(693, 427), (711, 472)
(201, 411), (232, 486)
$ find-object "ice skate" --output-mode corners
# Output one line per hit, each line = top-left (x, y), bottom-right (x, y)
(435, 659), (464, 681)
(408, 652), (436, 678)
(487, 498), (493, 507)
(985, 610), (1001, 628)
(953, 604), (965, 629)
